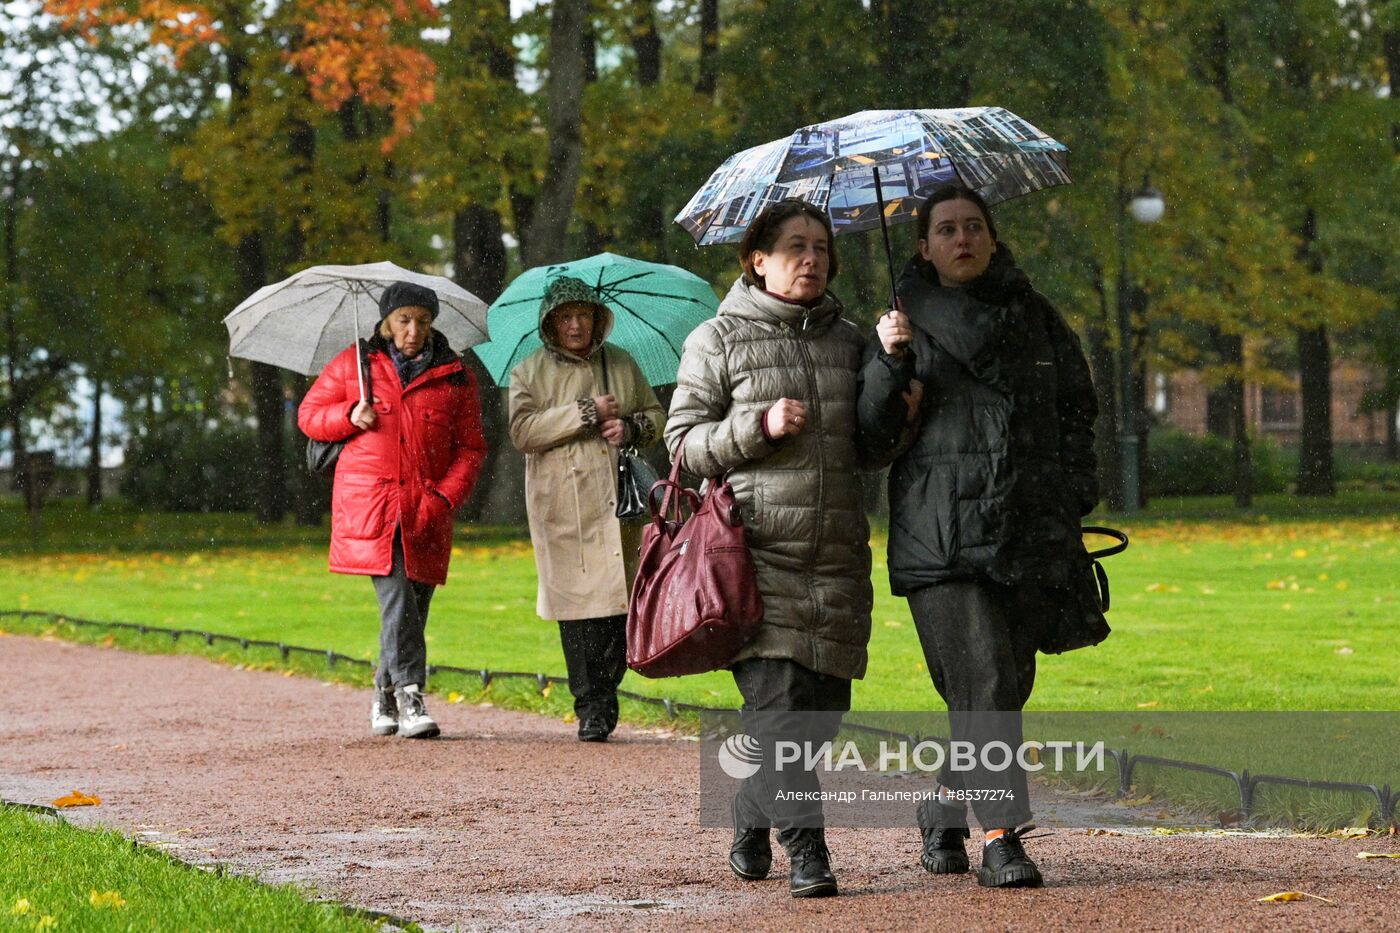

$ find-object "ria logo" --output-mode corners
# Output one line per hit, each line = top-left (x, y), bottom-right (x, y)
(717, 733), (762, 780)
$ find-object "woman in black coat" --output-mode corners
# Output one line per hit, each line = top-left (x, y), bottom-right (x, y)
(858, 184), (1098, 889)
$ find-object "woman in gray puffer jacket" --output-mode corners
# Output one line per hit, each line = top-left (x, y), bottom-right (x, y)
(667, 198), (912, 900)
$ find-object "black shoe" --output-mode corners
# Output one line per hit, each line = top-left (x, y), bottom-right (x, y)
(977, 825), (1045, 889)
(781, 828), (838, 898)
(916, 799), (971, 874)
(578, 717), (609, 742)
(728, 795), (772, 881)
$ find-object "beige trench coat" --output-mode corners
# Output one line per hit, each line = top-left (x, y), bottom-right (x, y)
(509, 312), (665, 621)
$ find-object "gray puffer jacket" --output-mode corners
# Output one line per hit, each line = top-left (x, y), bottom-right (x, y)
(666, 277), (874, 681)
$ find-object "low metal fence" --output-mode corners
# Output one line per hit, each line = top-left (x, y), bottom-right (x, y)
(2, 609), (1393, 826)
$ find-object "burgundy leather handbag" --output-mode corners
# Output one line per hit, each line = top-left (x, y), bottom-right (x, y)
(626, 440), (764, 678)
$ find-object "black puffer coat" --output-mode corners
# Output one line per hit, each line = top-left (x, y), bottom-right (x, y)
(858, 247), (1098, 596)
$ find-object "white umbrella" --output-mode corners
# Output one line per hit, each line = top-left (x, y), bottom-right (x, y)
(224, 262), (490, 401)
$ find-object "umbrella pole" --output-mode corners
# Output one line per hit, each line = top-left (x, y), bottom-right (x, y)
(354, 300), (367, 405)
(871, 166), (899, 310)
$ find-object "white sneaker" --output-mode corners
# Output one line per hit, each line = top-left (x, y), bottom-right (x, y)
(395, 685), (440, 739)
(370, 689), (398, 736)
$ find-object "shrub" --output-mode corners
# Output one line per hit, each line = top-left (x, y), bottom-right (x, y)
(121, 420), (260, 512)
(1145, 428), (1287, 497)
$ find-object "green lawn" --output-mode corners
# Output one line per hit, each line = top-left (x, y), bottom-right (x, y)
(3, 493), (1398, 713)
(0, 806), (394, 933)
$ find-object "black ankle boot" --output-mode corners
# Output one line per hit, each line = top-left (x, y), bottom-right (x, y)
(780, 827), (838, 898)
(916, 798), (971, 874)
(978, 825), (1045, 888)
(728, 796), (772, 881)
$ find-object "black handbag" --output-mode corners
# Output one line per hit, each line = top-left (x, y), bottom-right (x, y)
(306, 340), (372, 477)
(599, 347), (656, 521)
(1038, 526), (1128, 655)
(615, 448), (660, 520)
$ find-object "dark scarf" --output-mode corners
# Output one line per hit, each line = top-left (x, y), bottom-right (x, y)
(388, 341), (434, 386)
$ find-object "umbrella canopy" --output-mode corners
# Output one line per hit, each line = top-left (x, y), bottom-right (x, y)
(224, 261), (490, 376)
(676, 107), (1070, 247)
(472, 253), (719, 387)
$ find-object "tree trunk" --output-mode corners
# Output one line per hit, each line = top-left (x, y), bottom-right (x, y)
(1132, 285), (1150, 508)
(522, 0), (588, 268)
(1204, 329), (1232, 437)
(629, 1), (668, 260)
(4, 160), (26, 485)
(291, 375), (328, 525)
(87, 369), (103, 507)
(1294, 207), (1333, 496)
(450, 206), (526, 526)
(284, 110), (325, 527)
(1218, 332), (1251, 508)
(1386, 397), (1399, 463)
(1296, 324), (1334, 496)
(1089, 263), (1122, 510)
(238, 231), (285, 523)
(696, 0), (719, 97)
(1385, 27), (1398, 463)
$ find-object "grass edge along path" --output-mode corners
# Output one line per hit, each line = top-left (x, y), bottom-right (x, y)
(0, 803), (417, 933)
(4, 611), (1397, 834)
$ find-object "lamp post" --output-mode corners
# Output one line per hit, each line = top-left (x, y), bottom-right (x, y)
(1115, 174), (1164, 512)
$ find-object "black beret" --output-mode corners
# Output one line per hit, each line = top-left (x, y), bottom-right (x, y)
(378, 281), (440, 320)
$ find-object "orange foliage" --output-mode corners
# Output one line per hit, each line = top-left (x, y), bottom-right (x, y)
(43, 0), (438, 150)
(287, 0), (439, 152)
(44, 0), (221, 67)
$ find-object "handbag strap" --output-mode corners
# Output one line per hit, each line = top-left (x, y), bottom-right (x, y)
(1082, 526), (1129, 559)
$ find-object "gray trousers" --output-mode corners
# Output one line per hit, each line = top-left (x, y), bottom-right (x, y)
(908, 580), (1039, 830)
(372, 530), (435, 691)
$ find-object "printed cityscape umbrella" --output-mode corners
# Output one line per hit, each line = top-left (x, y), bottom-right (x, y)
(224, 261), (490, 401)
(471, 252), (719, 387)
(676, 107), (1071, 304)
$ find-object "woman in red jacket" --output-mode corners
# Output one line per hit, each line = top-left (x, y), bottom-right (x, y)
(299, 281), (487, 739)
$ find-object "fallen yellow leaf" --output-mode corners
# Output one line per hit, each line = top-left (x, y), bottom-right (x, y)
(52, 790), (101, 808)
(35, 916), (57, 931)
(10, 899), (31, 916)
(1266, 579), (1287, 590)
(1121, 795), (1154, 806)
(1327, 827), (1371, 839)
(89, 889), (127, 909)
(1357, 852), (1400, 860)
(1257, 891), (1334, 904)
(1291, 548), (1308, 558)
(447, 691), (464, 704)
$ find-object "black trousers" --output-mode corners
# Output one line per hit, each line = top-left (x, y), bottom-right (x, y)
(371, 530), (435, 691)
(732, 658), (852, 835)
(558, 616), (627, 729)
(908, 580), (1038, 830)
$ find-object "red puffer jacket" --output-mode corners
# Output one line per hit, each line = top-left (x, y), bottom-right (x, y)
(298, 332), (487, 585)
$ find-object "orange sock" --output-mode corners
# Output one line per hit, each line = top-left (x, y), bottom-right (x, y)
(984, 829), (1006, 846)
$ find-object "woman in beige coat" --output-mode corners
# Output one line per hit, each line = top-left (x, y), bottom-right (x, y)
(509, 276), (665, 742)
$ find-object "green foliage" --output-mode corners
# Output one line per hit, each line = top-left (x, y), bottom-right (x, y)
(120, 420), (259, 512)
(1144, 428), (1287, 497)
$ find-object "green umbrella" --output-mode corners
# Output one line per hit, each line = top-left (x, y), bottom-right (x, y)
(472, 252), (719, 386)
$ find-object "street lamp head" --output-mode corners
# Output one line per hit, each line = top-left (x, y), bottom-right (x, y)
(1129, 185), (1165, 224)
